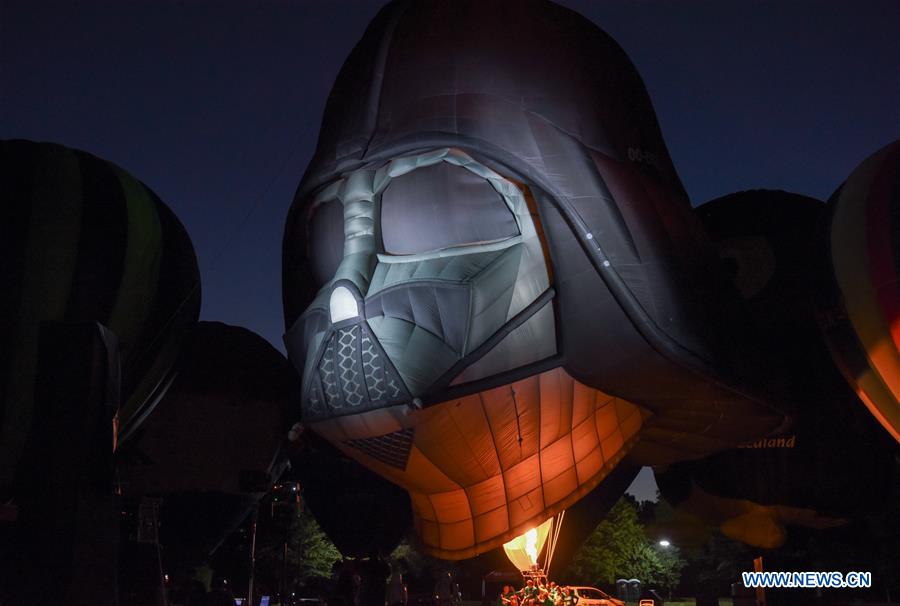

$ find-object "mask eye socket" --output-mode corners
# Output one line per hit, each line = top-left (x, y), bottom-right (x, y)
(380, 161), (520, 255)
(307, 199), (345, 286)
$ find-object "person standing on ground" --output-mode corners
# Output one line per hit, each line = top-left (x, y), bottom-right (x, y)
(386, 569), (407, 606)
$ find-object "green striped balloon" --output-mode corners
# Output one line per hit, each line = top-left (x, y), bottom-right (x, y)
(0, 139), (200, 491)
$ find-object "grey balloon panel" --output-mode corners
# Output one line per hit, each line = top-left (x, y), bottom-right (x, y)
(381, 161), (519, 255)
(369, 248), (507, 295)
(365, 282), (471, 354)
(308, 199), (345, 285)
(450, 300), (557, 385)
(368, 315), (459, 397)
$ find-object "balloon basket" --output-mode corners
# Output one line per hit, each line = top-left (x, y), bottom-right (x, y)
(520, 565), (547, 585)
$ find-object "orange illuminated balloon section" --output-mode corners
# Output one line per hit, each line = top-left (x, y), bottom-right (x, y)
(310, 368), (642, 559)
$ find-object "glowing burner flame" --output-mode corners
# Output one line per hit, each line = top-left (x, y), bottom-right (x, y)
(503, 518), (553, 572)
(524, 527), (539, 564)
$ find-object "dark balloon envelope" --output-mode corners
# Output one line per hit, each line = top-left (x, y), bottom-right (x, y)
(119, 321), (293, 565)
(288, 431), (411, 558)
(0, 139), (200, 497)
(282, 0), (786, 558)
(655, 188), (897, 549)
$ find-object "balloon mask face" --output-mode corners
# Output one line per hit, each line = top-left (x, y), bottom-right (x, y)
(286, 148), (557, 421)
(285, 148), (643, 558)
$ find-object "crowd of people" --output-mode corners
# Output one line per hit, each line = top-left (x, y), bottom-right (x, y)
(498, 578), (579, 606)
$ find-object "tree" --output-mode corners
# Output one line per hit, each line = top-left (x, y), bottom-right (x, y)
(390, 533), (459, 586)
(568, 498), (685, 591)
(292, 506), (343, 584)
(255, 501), (342, 596)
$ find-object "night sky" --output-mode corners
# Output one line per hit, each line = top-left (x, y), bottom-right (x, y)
(2, 0), (898, 502)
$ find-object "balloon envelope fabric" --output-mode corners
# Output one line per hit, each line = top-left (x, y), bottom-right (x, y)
(118, 321), (292, 566)
(283, 0), (787, 558)
(817, 140), (900, 442)
(0, 139), (200, 495)
(656, 187), (897, 548)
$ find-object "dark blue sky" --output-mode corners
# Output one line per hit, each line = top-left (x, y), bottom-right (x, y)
(2, 1), (898, 500)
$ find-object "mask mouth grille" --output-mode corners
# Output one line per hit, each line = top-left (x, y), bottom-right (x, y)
(344, 428), (415, 470)
(304, 318), (410, 422)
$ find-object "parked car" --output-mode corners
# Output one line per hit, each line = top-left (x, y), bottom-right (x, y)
(569, 586), (625, 606)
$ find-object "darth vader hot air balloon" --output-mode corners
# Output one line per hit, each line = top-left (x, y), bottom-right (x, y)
(283, 0), (787, 559)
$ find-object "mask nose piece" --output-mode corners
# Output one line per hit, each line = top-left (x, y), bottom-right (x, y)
(301, 280), (411, 422)
(329, 284), (360, 323)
